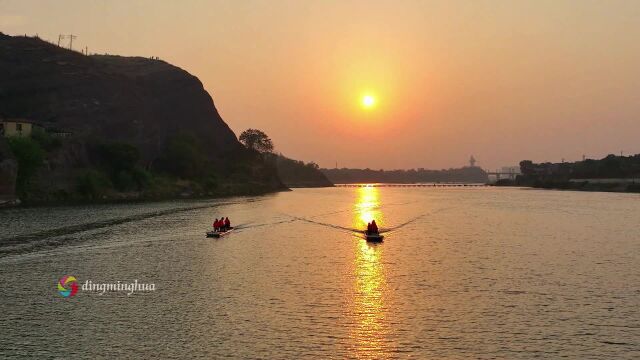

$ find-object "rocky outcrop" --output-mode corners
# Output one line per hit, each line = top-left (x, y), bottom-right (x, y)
(0, 33), (240, 164)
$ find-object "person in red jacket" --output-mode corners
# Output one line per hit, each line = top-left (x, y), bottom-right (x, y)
(213, 218), (219, 231)
(224, 217), (231, 230)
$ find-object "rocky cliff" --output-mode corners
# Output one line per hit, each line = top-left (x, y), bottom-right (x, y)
(0, 33), (239, 164)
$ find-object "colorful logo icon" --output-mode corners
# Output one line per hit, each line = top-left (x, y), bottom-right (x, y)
(57, 275), (78, 297)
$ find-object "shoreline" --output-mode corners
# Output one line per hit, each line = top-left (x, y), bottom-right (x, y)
(5, 181), (639, 209)
(494, 180), (640, 194)
(0, 186), (291, 209)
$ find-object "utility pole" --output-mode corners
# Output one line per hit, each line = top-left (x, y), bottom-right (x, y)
(57, 34), (77, 50)
(68, 34), (77, 50)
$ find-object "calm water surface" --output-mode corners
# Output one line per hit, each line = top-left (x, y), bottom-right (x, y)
(1, 187), (639, 358)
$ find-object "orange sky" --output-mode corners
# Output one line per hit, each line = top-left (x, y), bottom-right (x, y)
(2, 0), (640, 169)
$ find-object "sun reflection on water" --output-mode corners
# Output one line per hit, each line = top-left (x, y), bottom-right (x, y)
(353, 186), (383, 231)
(350, 186), (390, 359)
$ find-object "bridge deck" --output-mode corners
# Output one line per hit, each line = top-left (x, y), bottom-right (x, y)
(334, 183), (489, 187)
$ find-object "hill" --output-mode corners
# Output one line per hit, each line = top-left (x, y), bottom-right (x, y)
(0, 33), (239, 162)
(272, 154), (333, 188)
(0, 33), (285, 203)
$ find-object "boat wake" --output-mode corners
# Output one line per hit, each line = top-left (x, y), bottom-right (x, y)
(290, 217), (357, 233)
(281, 206), (457, 236)
(233, 218), (299, 230)
(381, 206), (457, 234)
(0, 199), (254, 257)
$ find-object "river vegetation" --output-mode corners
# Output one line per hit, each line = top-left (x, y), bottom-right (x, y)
(5, 127), (333, 204)
(270, 154), (333, 188)
(7, 131), (284, 204)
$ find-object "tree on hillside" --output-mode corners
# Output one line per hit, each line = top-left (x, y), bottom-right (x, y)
(7, 137), (44, 196)
(239, 129), (274, 153)
(157, 134), (207, 179)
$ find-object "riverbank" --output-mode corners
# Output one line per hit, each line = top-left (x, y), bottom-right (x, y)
(0, 182), (290, 208)
(494, 178), (640, 193)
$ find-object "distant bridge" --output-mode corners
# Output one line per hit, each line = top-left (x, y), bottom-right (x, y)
(334, 183), (490, 188)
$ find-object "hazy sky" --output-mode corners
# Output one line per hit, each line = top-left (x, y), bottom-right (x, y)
(2, 0), (640, 169)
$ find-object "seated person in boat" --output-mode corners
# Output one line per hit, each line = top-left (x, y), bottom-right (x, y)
(224, 217), (231, 230)
(218, 216), (225, 231)
(213, 218), (219, 231)
(369, 220), (379, 234)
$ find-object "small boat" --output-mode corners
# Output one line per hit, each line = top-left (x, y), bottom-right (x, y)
(206, 227), (235, 238)
(364, 231), (384, 242)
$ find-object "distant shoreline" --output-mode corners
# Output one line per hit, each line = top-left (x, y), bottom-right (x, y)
(333, 182), (489, 187)
(321, 166), (489, 184)
(495, 179), (640, 194)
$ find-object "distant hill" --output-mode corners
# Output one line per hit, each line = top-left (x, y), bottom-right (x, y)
(0, 33), (285, 203)
(321, 166), (488, 184)
(272, 154), (333, 188)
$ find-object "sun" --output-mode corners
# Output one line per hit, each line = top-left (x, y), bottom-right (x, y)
(362, 95), (376, 108)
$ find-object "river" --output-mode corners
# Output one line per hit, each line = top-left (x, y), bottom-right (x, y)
(1, 187), (639, 358)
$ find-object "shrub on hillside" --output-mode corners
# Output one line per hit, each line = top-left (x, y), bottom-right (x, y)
(7, 137), (44, 196)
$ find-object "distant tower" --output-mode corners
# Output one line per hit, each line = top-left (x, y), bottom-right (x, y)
(469, 155), (477, 167)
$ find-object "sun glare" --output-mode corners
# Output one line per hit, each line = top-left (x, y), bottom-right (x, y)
(362, 95), (376, 108)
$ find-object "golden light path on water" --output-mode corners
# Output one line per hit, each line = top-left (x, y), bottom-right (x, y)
(350, 186), (390, 359)
(354, 185), (383, 229)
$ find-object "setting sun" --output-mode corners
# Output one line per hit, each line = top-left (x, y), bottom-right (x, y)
(362, 95), (376, 108)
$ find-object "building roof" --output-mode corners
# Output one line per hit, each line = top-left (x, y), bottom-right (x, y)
(0, 118), (40, 125)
